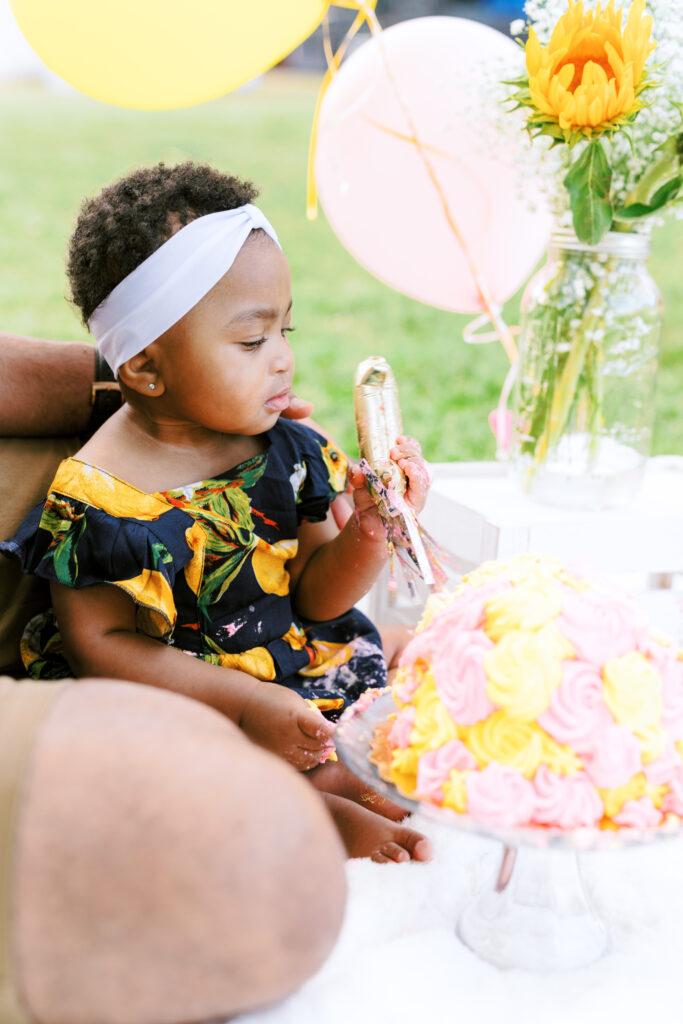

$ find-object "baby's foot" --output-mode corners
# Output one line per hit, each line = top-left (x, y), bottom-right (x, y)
(323, 793), (432, 863)
(309, 760), (407, 822)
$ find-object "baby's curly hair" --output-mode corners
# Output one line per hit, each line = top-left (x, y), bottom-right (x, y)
(67, 161), (259, 325)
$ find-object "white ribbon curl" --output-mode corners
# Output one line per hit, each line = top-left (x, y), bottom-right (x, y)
(89, 204), (280, 376)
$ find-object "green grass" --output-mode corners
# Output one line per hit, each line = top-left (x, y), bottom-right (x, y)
(0, 72), (681, 461)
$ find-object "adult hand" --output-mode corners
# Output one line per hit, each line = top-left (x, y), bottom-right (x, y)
(281, 392), (314, 420)
(281, 395), (355, 531)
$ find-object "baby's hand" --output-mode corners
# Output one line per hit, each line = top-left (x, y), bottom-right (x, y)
(347, 463), (389, 542)
(239, 682), (335, 771)
(389, 435), (431, 514)
(347, 435), (431, 539)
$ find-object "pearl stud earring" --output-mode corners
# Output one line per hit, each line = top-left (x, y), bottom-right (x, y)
(148, 383), (155, 390)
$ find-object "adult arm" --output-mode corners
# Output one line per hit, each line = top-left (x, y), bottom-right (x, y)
(0, 334), (95, 436)
(0, 332), (319, 437)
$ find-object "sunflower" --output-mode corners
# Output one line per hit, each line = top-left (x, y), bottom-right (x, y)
(515, 0), (656, 145)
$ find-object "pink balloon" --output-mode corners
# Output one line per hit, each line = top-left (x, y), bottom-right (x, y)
(315, 17), (551, 314)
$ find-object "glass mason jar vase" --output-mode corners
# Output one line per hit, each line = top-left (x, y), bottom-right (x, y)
(511, 228), (663, 509)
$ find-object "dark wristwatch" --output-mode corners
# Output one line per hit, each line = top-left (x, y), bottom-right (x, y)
(86, 349), (124, 435)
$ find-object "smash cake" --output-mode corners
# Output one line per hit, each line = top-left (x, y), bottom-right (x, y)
(370, 554), (683, 832)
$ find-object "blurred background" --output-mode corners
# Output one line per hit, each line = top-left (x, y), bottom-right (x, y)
(0, 0), (680, 464)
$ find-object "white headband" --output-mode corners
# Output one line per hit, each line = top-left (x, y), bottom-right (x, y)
(89, 204), (280, 376)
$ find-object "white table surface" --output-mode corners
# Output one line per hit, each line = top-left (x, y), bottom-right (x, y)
(420, 455), (683, 575)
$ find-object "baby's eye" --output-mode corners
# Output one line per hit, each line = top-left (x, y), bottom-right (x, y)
(242, 337), (267, 350)
(282, 326), (296, 338)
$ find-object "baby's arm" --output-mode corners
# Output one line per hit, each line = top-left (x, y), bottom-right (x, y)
(51, 581), (334, 770)
(291, 437), (430, 621)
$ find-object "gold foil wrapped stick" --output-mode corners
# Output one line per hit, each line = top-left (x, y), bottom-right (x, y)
(354, 356), (447, 591)
(354, 357), (404, 494)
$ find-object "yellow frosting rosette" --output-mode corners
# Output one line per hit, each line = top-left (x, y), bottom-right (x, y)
(603, 652), (662, 735)
(463, 710), (544, 779)
(483, 578), (562, 643)
(483, 623), (572, 721)
(409, 671), (460, 753)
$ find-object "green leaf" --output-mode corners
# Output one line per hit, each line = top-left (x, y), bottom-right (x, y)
(563, 139), (613, 244)
(614, 175), (682, 220)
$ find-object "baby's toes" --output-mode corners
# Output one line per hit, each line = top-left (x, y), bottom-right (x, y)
(401, 829), (433, 861)
(372, 828), (433, 864)
(371, 842), (411, 864)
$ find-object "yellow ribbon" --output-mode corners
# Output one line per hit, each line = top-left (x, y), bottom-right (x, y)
(306, 1), (379, 219)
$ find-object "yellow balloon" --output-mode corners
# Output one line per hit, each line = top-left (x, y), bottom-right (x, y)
(9, 0), (330, 109)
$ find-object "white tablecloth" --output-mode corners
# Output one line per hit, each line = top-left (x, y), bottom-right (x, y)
(235, 812), (683, 1024)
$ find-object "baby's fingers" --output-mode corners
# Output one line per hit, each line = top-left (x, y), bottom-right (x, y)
(401, 457), (432, 492)
(390, 435), (422, 460)
(298, 706), (335, 744)
(286, 744), (329, 772)
(347, 463), (369, 491)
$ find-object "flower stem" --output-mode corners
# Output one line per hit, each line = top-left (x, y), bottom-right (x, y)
(533, 257), (614, 465)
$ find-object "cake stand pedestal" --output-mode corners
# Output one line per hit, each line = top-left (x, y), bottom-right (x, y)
(456, 843), (608, 970)
(335, 693), (678, 972)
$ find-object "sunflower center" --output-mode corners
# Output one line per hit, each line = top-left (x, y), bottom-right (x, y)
(559, 53), (615, 93)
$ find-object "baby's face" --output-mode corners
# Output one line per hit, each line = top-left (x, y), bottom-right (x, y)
(152, 234), (295, 435)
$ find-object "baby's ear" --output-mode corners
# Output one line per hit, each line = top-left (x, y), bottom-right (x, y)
(118, 349), (165, 397)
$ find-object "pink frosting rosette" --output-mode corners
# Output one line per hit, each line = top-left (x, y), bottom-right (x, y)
(394, 630), (432, 703)
(613, 797), (662, 829)
(414, 739), (477, 802)
(432, 627), (496, 726)
(393, 674), (421, 704)
(644, 740), (683, 786)
(557, 589), (647, 668)
(430, 579), (512, 634)
(580, 723), (643, 789)
(532, 764), (603, 829)
(397, 629), (437, 675)
(655, 650), (683, 741)
(662, 764), (683, 816)
(465, 763), (536, 827)
(537, 659), (613, 754)
(388, 707), (415, 749)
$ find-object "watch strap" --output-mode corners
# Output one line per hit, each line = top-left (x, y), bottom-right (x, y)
(86, 349), (123, 435)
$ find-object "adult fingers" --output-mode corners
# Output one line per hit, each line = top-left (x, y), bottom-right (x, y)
(282, 393), (314, 420)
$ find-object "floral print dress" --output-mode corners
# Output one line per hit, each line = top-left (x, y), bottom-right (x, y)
(1, 420), (386, 715)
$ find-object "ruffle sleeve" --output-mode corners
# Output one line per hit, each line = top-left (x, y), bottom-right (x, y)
(273, 420), (348, 524)
(0, 491), (197, 640)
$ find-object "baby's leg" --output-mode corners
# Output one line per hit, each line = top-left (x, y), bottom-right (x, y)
(308, 757), (407, 821)
(378, 622), (414, 674)
(308, 761), (432, 863)
(321, 792), (432, 863)
(306, 623), (417, 824)
(305, 622), (428, 860)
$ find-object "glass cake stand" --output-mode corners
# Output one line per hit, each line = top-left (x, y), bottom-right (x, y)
(335, 693), (681, 972)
